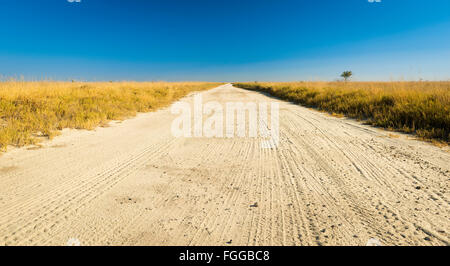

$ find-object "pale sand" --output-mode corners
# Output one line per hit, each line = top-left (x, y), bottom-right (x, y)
(0, 84), (448, 246)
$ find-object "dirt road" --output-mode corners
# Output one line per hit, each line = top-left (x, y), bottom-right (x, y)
(0, 84), (448, 246)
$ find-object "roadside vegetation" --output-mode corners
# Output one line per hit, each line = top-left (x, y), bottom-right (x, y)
(234, 81), (450, 144)
(0, 81), (220, 150)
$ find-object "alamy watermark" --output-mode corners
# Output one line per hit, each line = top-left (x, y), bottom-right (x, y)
(66, 237), (81, 246)
(170, 93), (279, 149)
(366, 238), (382, 246)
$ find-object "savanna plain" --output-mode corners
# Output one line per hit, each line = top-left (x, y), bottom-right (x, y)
(0, 81), (448, 246)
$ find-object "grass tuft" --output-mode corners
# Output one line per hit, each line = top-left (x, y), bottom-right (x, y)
(0, 81), (221, 151)
(234, 81), (450, 144)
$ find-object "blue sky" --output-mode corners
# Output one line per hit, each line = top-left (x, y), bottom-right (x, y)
(0, 0), (449, 81)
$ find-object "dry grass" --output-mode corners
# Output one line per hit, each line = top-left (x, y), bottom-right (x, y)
(0, 81), (221, 150)
(234, 81), (450, 143)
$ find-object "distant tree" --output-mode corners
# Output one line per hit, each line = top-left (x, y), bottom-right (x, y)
(340, 71), (353, 82)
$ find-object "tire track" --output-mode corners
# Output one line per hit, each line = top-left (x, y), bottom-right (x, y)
(0, 84), (448, 246)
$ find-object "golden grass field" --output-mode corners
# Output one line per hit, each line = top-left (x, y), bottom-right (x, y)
(0, 81), (221, 151)
(234, 81), (450, 144)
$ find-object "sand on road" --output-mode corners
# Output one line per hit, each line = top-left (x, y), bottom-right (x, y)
(0, 84), (448, 246)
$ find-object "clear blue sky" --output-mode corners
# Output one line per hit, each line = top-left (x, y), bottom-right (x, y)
(0, 0), (449, 81)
